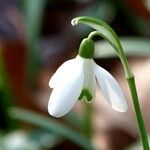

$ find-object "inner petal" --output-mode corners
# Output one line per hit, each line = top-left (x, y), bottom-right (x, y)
(79, 89), (93, 102)
(78, 59), (96, 102)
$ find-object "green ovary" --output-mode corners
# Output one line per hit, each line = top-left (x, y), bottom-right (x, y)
(78, 89), (93, 102)
(79, 38), (94, 59)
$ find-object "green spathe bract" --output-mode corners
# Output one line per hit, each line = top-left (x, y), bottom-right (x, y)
(71, 16), (121, 55)
(72, 16), (132, 78)
(79, 38), (94, 59)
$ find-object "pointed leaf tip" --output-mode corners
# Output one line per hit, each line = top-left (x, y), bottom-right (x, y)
(71, 18), (79, 26)
(71, 16), (123, 55)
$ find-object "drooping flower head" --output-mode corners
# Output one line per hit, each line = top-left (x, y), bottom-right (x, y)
(48, 38), (127, 118)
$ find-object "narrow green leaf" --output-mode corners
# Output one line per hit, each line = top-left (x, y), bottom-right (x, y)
(64, 112), (82, 129)
(94, 37), (150, 58)
(22, 0), (47, 45)
(71, 16), (122, 55)
(21, 0), (47, 81)
(73, 1), (116, 35)
(71, 16), (133, 77)
(8, 107), (93, 150)
(0, 130), (62, 150)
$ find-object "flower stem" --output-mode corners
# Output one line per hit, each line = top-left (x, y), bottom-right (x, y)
(71, 16), (149, 149)
(127, 76), (149, 150)
(120, 47), (149, 150)
(88, 31), (100, 40)
(88, 31), (149, 149)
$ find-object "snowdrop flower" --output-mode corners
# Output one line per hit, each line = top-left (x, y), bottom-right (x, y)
(48, 38), (127, 118)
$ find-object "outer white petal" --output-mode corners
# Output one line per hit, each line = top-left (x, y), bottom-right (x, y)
(94, 62), (128, 112)
(49, 58), (75, 88)
(81, 59), (96, 101)
(48, 56), (84, 118)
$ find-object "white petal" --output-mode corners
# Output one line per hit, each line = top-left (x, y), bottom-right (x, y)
(48, 56), (84, 118)
(94, 62), (128, 112)
(49, 58), (75, 88)
(81, 59), (96, 102)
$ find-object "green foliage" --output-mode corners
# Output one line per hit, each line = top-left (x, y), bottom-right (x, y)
(8, 107), (93, 150)
(0, 129), (62, 150)
(21, 0), (47, 82)
(72, 16), (122, 55)
(94, 37), (150, 58)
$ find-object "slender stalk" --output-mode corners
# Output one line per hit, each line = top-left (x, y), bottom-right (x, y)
(88, 31), (100, 40)
(127, 77), (149, 150)
(88, 31), (149, 149)
(120, 46), (149, 150)
(117, 46), (149, 150)
(72, 16), (150, 149)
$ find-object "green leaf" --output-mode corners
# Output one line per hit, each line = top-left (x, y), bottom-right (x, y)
(71, 16), (122, 55)
(0, 130), (62, 150)
(21, 0), (47, 81)
(22, 0), (47, 45)
(71, 16), (133, 78)
(94, 37), (150, 58)
(8, 107), (93, 150)
(64, 112), (82, 129)
(73, 1), (116, 36)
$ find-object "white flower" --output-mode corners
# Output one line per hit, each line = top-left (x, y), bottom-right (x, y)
(48, 55), (128, 118)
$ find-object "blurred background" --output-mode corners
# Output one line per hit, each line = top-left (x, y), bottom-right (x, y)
(0, 0), (150, 149)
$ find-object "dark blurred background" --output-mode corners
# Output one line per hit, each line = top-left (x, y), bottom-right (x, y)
(0, 0), (150, 149)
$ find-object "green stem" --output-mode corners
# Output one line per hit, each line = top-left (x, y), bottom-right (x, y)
(127, 77), (149, 150)
(119, 45), (149, 150)
(88, 31), (100, 40)
(114, 44), (149, 150)
(72, 16), (149, 149)
(88, 31), (149, 149)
